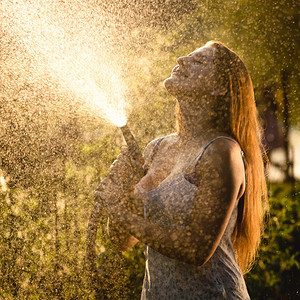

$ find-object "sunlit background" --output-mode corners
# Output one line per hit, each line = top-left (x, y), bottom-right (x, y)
(0, 0), (298, 299)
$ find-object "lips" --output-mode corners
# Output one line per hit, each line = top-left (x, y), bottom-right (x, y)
(171, 65), (188, 77)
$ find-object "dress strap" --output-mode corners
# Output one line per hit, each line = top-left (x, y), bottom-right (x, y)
(184, 136), (246, 187)
(143, 137), (165, 170)
(195, 136), (247, 186)
(191, 136), (240, 172)
(150, 137), (165, 163)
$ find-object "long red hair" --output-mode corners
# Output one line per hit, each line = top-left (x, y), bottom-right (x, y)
(176, 41), (268, 273)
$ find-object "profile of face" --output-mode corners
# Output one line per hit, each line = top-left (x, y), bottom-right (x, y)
(164, 44), (224, 99)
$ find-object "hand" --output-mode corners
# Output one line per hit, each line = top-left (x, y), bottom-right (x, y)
(109, 146), (144, 193)
(94, 176), (126, 213)
(94, 146), (145, 215)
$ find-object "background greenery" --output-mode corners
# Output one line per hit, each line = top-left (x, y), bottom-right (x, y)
(0, 0), (299, 298)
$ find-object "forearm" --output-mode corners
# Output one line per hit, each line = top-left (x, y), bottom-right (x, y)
(107, 206), (209, 266)
(107, 217), (138, 252)
(106, 193), (141, 251)
(96, 183), (143, 251)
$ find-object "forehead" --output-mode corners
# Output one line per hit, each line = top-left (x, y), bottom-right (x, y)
(188, 45), (215, 57)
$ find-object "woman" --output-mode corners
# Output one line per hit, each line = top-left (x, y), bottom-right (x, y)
(95, 41), (268, 299)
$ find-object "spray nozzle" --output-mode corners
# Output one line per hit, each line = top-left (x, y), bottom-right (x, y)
(120, 124), (142, 160)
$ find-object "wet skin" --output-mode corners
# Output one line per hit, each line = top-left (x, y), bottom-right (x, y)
(95, 44), (246, 265)
(164, 45), (219, 99)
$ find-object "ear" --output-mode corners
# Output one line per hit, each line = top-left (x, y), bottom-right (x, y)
(211, 88), (227, 96)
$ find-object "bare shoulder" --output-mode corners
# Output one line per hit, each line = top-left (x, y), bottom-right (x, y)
(196, 138), (245, 188)
(142, 133), (177, 159)
(207, 138), (243, 158)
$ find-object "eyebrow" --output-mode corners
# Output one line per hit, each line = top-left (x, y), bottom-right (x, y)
(194, 54), (206, 58)
(188, 52), (207, 58)
(188, 53), (206, 60)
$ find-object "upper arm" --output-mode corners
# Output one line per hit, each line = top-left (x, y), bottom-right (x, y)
(190, 139), (245, 263)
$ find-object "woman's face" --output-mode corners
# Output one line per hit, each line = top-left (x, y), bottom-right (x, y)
(164, 45), (219, 98)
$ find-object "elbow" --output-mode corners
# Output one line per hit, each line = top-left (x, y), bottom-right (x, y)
(188, 253), (210, 267)
(179, 252), (207, 266)
(110, 234), (139, 252)
(185, 257), (206, 266)
(107, 217), (139, 252)
(183, 242), (216, 266)
(194, 253), (213, 266)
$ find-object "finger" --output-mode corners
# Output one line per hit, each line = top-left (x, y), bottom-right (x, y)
(129, 157), (144, 172)
(111, 156), (131, 171)
(120, 147), (134, 164)
(120, 146), (129, 154)
(110, 164), (129, 179)
(110, 161), (133, 180)
(110, 159), (118, 169)
(94, 190), (104, 201)
(101, 177), (110, 186)
(121, 145), (144, 167)
(96, 177), (112, 192)
(116, 153), (131, 166)
(110, 160), (120, 172)
(96, 182), (106, 192)
(109, 172), (121, 184)
(94, 191), (111, 209)
(95, 183), (103, 191)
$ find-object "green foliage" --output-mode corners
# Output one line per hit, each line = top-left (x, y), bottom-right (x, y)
(246, 182), (300, 299)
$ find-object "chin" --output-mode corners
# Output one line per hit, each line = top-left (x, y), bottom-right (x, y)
(164, 76), (192, 99)
(163, 76), (171, 88)
(164, 76), (180, 96)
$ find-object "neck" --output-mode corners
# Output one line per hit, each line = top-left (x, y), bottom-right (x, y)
(176, 95), (229, 144)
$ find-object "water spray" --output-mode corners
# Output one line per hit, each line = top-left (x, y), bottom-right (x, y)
(2, 1), (142, 287)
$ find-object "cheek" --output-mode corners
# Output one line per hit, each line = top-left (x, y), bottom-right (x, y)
(192, 72), (216, 90)
(191, 66), (214, 81)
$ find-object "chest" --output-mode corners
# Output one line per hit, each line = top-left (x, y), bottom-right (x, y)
(144, 173), (198, 228)
(141, 146), (200, 192)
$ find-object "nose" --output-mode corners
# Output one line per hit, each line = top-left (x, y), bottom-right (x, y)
(177, 56), (188, 66)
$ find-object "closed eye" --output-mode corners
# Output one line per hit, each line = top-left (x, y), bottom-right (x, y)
(193, 55), (205, 64)
(194, 60), (203, 64)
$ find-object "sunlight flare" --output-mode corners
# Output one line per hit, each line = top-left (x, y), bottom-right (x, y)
(1, 0), (128, 126)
